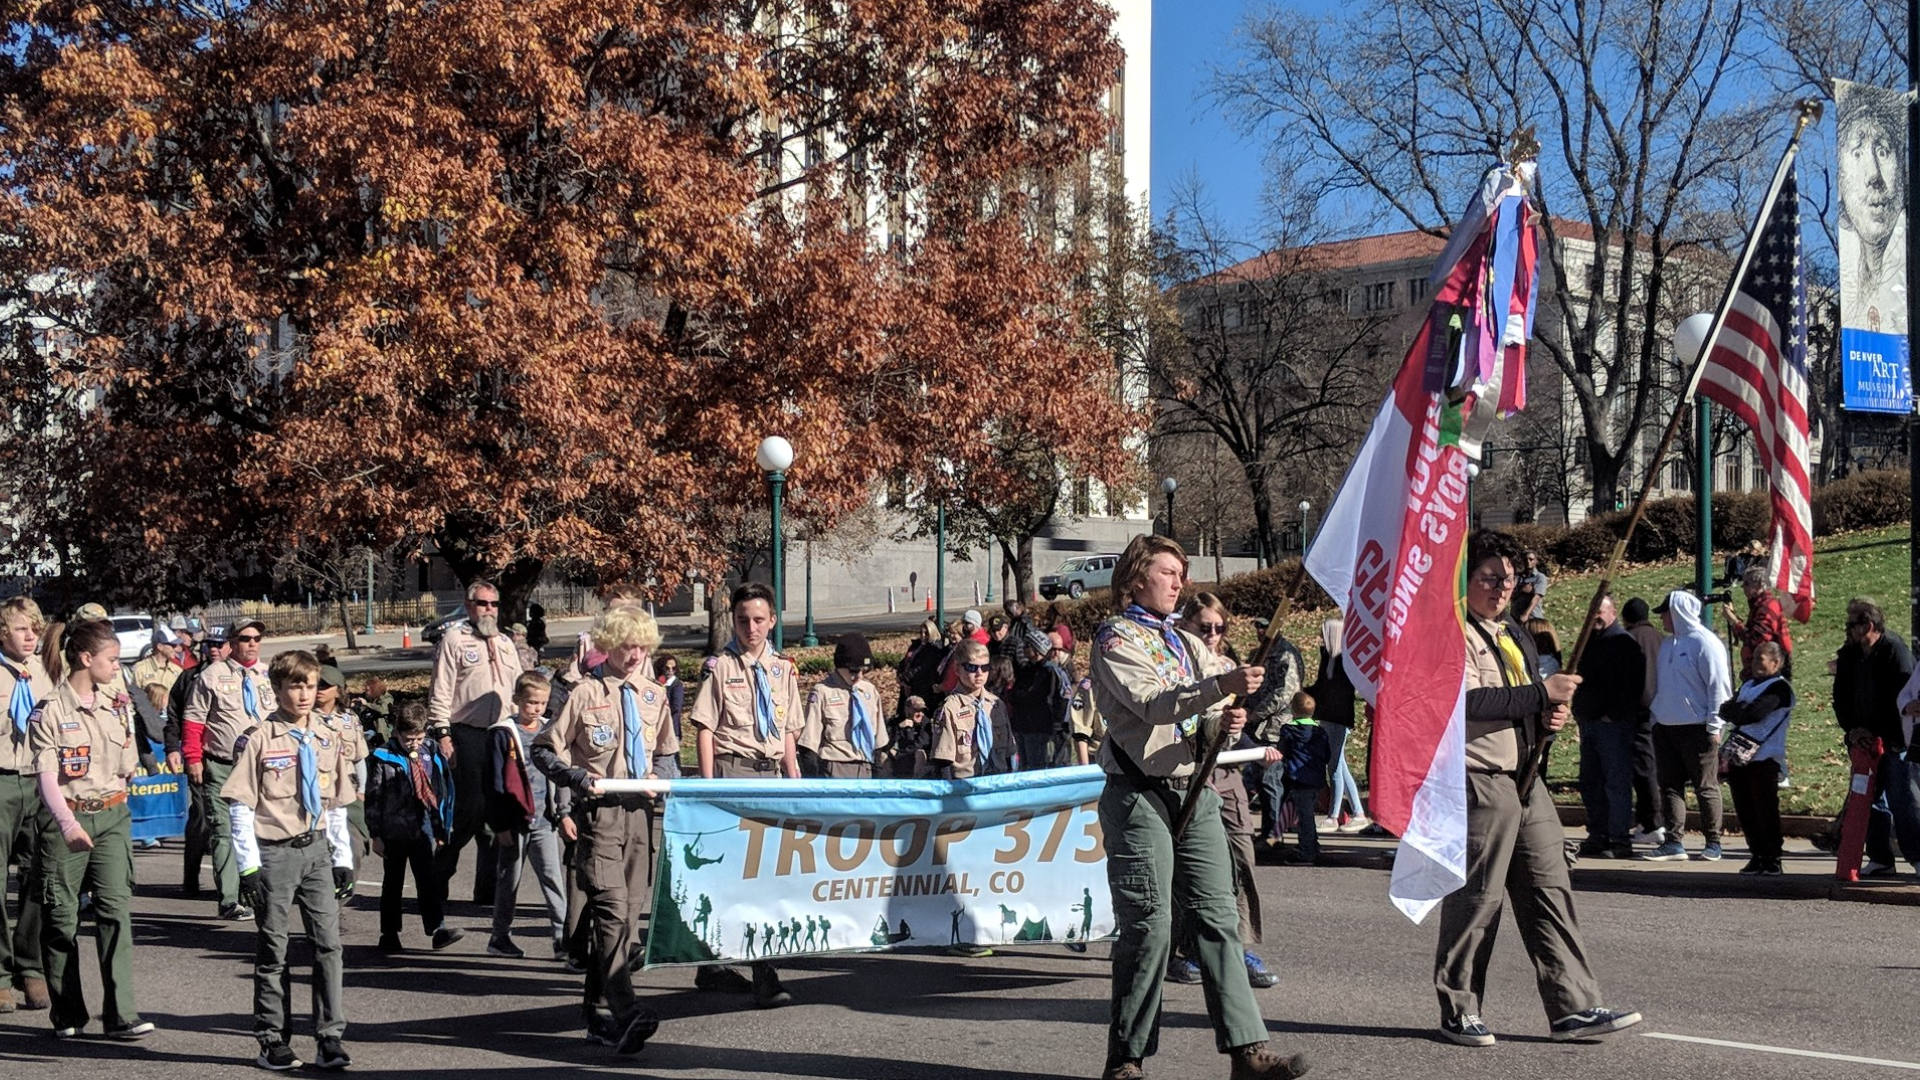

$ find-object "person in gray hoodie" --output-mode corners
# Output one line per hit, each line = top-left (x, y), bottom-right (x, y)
(1644, 590), (1733, 861)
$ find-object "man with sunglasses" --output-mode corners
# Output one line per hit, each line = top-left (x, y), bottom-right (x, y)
(427, 580), (524, 909)
(800, 633), (887, 778)
(1833, 598), (1919, 875)
(183, 619), (276, 920)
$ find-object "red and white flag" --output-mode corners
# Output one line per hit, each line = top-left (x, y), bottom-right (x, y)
(1697, 163), (1816, 621)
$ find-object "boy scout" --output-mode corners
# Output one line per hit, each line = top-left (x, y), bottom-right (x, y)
(31, 618), (151, 1040)
(0, 597), (51, 1012)
(184, 618), (277, 920)
(427, 580), (524, 907)
(689, 582), (800, 1008)
(530, 604), (666, 1056)
(799, 633), (888, 778)
(931, 641), (1013, 779)
(316, 665), (369, 881)
(223, 650), (357, 1071)
(1089, 535), (1306, 1080)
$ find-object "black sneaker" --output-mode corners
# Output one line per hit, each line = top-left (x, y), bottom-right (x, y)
(1550, 1007), (1643, 1041)
(1759, 857), (1784, 876)
(1738, 858), (1764, 875)
(107, 1020), (156, 1040)
(221, 903), (255, 922)
(752, 964), (793, 1009)
(314, 1036), (351, 1070)
(584, 1015), (620, 1046)
(431, 927), (465, 951)
(1440, 1014), (1495, 1047)
(615, 1008), (660, 1055)
(694, 965), (754, 993)
(485, 937), (525, 959)
(256, 1036), (302, 1071)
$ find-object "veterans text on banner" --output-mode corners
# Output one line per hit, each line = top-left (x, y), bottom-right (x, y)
(642, 769), (1114, 966)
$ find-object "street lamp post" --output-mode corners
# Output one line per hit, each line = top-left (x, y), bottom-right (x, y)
(802, 538), (819, 647)
(935, 502), (947, 629)
(1298, 499), (1313, 552)
(756, 435), (794, 651)
(1161, 476), (1178, 540)
(1675, 313), (1717, 599)
(363, 549), (375, 636)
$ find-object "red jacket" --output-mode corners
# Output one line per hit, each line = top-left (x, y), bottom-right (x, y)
(1729, 594), (1793, 681)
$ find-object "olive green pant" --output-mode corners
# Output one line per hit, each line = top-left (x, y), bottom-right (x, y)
(40, 803), (139, 1032)
(254, 837), (346, 1041)
(1100, 782), (1268, 1061)
(0, 771), (47, 984)
(202, 759), (241, 907)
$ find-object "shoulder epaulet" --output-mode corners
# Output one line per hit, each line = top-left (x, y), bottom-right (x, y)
(232, 723), (260, 755)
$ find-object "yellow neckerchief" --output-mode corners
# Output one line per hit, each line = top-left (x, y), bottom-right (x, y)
(1493, 627), (1531, 688)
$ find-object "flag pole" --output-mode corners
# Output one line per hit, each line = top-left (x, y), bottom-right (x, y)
(1515, 99), (1823, 798)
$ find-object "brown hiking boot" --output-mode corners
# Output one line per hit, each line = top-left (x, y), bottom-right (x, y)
(19, 977), (49, 1011)
(1100, 1059), (1145, 1080)
(1229, 1042), (1310, 1080)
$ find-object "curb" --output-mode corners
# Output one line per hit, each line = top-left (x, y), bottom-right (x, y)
(1551, 802), (1832, 840)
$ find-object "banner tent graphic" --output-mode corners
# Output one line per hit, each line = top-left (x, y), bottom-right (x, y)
(1835, 79), (1912, 415)
(643, 769), (1113, 966)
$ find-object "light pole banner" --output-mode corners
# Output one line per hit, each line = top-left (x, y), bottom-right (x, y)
(1835, 79), (1912, 414)
(642, 769), (1113, 966)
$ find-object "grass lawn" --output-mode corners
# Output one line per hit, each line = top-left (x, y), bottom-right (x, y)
(1260, 523), (1910, 819)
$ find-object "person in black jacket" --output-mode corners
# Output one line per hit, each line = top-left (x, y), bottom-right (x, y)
(1572, 595), (1646, 859)
(364, 705), (459, 953)
(1719, 642), (1793, 875)
(1832, 598), (1920, 874)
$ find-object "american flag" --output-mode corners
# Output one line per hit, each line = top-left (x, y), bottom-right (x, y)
(1698, 164), (1815, 621)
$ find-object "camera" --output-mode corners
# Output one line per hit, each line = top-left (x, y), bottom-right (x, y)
(1701, 591), (1734, 606)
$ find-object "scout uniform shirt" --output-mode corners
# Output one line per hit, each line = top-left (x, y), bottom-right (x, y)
(931, 690), (1012, 779)
(533, 673), (669, 787)
(800, 674), (889, 765)
(130, 653), (184, 699)
(1089, 615), (1230, 779)
(1, 652), (54, 775)
(184, 657), (278, 763)
(689, 645), (804, 764)
(428, 623), (524, 731)
(30, 682), (139, 806)
(318, 711), (369, 767)
(220, 714), (358, 841)
(1462, 610), (1547, 774)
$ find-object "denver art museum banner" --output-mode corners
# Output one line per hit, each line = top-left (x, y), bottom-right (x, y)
(643, 769), (1113, 966)
(1836, 79), (1912, 414)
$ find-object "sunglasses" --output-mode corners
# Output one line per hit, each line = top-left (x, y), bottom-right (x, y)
(1472, 575), (1518, 589)
(1195, 622), (1226, 636)
(233, 634), (262, 643)
(470, 599), (499, 609)
(960, 663), (991, 674)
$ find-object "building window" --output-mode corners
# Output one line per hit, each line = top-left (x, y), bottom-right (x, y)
(1408, 277), (1430, 304)
(1072, 478), (1092, 517)
(1365, 281), (1394, 311)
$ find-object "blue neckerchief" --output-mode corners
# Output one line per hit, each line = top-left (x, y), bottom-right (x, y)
(848, 683), (874, 760)
(286, 727), (322, 831)
(240, 667), (261, 721)
(4, 660), (32, 736)
(620, 682), (645, 780)
(726, 642), (781, 743)
(972, 694), (994, 768)
(1123, 605), (1192, 678)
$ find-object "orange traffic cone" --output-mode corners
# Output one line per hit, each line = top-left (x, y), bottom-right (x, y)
(924, 594), (933, 612)
(402, 625), (412, 649)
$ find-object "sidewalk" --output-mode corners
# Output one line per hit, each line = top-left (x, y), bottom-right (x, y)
(1294, 822), (1920, 907)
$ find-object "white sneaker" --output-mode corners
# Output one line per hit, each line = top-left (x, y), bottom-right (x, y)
(1630, 827), (1665, 846)
(1863, 860), (1896, 877)
(1337, 816), (1373, 834)
(1318, 817), (1341, 832)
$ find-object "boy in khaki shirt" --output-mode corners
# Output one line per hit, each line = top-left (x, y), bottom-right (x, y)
(688, 582), (799, 1007)
(222, 650), (358, 1072)
(0, 597), (52, 1012)
(931, 641), (1013, 779)
(799, 633), (888, 778)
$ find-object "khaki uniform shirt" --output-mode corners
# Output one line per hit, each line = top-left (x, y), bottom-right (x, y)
(1463, 612), (1538, 773)
(689, 646), (803, 761)
(318, 710), (369, 764)
(428, 624), (524, 731)
(0, 653), (54, 773)
(931, 690), (1012, 779)
(130, 654), (184, 699)
(185, 658), (278, 762)
(800, 675), (889, 764)
(1089, 617), (1229, 779)
(30, 682), (138, 800)
(220, 713), (359, 841)
(654, 677), (682, 758)
(534, 672), (668, 782)
(1068, 675), (1107, 749)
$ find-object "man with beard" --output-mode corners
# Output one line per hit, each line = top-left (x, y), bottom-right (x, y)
(183, 620), (275, 920)
(428, 581), (524, 908)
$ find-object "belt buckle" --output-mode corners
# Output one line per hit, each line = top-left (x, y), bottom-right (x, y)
(79, 797), (105, 813)
(290, 832), (314, 848)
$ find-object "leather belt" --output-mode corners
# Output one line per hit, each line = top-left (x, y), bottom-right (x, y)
(203, 752), (235, 766)
(262, 832), (317, 848)
(66, 791), (129, 813)
(718, 753), (778, 772)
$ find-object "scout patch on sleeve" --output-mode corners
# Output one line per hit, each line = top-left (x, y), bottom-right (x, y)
(59, 745), (91, 778)
(1096, 626), (1122, 653)
(808, 689), (819, 707)
(262, 752), (297, 773)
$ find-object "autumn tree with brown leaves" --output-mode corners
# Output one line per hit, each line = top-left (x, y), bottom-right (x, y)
(0, 0), (1140, 614)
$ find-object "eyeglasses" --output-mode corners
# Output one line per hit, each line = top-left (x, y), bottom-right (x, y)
(233, 634), (262, 643)
(1195, 622), (1226, 637)
(470, 599), (499, 609)
(1471, 575), (1518, 589)
(1847, 619), (1871, 629)
(960, 663), (990, 674)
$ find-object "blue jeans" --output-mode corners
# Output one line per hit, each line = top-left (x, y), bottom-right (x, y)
(1321, 723), (1366, 821)
(1259, 760), (1288, 840)
(1285, 785), (1320, 858)
(1577, 718), (1636, 845)
(1867, 751), (1920, 869)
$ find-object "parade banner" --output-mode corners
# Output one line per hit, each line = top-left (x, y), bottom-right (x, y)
(129, 771), (189, 841)
(1835, 79), (1911, 415)
(642, 768), (1112, 966)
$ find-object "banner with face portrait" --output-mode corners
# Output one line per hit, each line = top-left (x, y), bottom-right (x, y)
(1836, 79), (1912, 414)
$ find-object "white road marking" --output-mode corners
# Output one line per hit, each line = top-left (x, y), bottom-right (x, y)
(1643, 1031), (1920, 1071)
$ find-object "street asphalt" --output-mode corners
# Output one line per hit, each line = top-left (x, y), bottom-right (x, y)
(2, 826), (1914, 1079)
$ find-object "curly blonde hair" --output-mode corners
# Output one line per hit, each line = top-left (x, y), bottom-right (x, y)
(592, 603), (661, 651)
